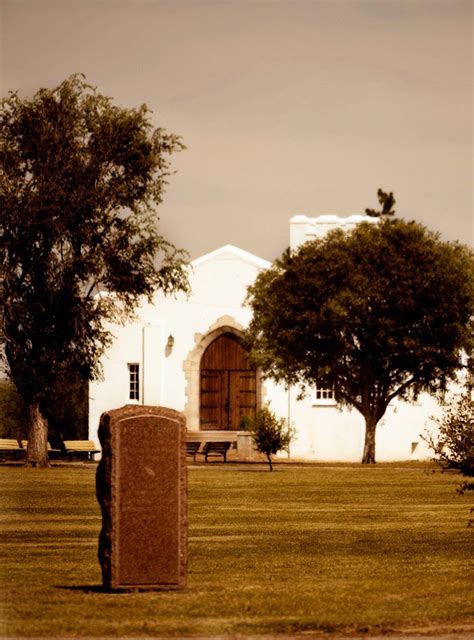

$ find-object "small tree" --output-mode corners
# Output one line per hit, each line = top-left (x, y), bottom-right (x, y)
(0, 75), (189, 466)
(423, 394), (474, 476)
(245, 203), (474, 464)
(241, 405), (294, 471)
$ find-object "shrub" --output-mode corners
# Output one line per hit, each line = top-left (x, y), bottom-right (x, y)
(423, 393), (474, 476)
(241, 405), (294, 471)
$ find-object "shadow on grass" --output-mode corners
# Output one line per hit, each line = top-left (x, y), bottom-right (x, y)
(56, 585), (179, 594)
(231, 468), (276, 473)
(55, 585), (107, 593)
(192, 463), (288, 472)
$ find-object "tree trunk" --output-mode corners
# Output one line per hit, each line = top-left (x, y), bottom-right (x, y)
(266, 453), (273, 471)
(26, 403), (50, 467)
(361, 415), (377, 464)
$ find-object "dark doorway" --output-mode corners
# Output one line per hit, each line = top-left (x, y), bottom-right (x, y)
(200, 333), (258, 430)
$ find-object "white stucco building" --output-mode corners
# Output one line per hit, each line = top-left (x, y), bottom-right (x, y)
(89, 215), (444, 462)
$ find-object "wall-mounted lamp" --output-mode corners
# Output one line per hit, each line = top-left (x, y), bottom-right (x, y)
(166, 334), (175, 350)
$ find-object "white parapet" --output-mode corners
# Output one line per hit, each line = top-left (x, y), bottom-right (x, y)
(289, 214), (378, 249)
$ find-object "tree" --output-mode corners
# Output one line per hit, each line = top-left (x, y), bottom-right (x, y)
(245, 213), (474, 464)
(42, 374), (89, 443)
(0, 380), (27, 439)
(240, 405), (294, 471)
(365, 187), (396, 218)
(423, 393), (474, 477)
(0, 75), (189, 466)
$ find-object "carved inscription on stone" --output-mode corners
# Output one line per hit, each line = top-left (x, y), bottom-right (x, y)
(96, 405), (187, 591)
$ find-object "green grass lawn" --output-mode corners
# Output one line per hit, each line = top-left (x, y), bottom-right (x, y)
(0, 463), (473, 637)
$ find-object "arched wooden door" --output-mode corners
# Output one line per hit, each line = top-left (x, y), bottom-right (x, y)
(200, 333), (258, 430)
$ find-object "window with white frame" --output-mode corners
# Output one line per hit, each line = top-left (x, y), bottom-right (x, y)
(128, 363), (140, 401)
(313, 383), (335, 404)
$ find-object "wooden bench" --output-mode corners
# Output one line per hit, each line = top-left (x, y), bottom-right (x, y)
(63, 440), (100, 461)
(186, 441), (201, 462)
(21, 441), (62, 458)
(201, 441), (232, 463)
(0, 438), (24, 460)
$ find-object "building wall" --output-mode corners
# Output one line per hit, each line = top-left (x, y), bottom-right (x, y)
(282, 213), (441, 460)
(289, 214), (378, 248)
(89, 219), (448, 462)
(89, 246), (269, 448)
(259, 377), (438, 462)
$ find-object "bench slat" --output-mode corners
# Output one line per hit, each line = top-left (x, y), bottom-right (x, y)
(0, 439), (22, 451)
(21, 441), (62, 453)
(63, 440), (99, 451)
(63, 440), (100, 460)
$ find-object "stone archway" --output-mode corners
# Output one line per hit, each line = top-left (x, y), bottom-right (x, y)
(183, 316), (260, 432)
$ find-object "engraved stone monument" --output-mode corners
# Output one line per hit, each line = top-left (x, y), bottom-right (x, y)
(96, 405), (187, 591)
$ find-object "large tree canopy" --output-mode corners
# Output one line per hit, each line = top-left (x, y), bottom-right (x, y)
(0, 74), (189, 465)
(245, 216), (474, 463)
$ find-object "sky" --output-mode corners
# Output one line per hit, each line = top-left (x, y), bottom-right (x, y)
(1, 0), (472, 261)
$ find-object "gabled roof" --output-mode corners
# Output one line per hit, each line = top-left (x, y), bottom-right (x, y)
(191, 244), (270, 270)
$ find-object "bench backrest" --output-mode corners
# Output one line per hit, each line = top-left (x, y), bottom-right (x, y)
(21, 440), (55, 451)
(0, 439), (22, 450)
(63, 440), (98, 452)
(202, 441), (231, 453)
